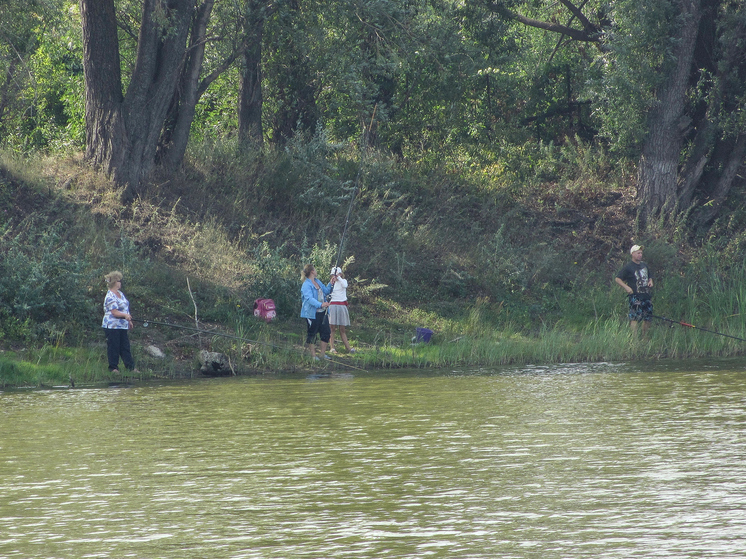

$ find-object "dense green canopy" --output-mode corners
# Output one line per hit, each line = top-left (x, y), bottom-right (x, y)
(1, 0), (745, 225)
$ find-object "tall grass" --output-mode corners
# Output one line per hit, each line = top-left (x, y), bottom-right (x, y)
(3, 284), (746, 389)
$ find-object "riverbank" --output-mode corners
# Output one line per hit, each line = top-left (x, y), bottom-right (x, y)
(3, 306), (746, 389)
(3, 143), (746, 389)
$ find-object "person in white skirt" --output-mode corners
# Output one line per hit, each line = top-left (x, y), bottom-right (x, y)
(327, 267), (355, 353)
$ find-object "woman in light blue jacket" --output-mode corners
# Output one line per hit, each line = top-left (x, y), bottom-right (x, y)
(300, 264), (332, 361)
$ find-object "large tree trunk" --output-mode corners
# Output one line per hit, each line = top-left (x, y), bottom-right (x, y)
(80, 0), (126, 179)
(493, 0), (743, 227)
(677, 114), (716, 210)
(80, 0), (193, 202)
(635, 0), (702, 226)
(238, 4), (267, 148)
(157, 0), (216, 173)
(120, 0), (192, 200)
(681, 0), (746, 227)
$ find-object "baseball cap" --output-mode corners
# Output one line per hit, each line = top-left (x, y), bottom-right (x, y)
(630, 244), (643, 253)
(330, 267), (342, 275)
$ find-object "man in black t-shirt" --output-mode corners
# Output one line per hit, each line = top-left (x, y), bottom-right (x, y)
(615, 244), (654, 334)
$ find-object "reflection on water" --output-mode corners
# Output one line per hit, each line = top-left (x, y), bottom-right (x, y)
(2, 361), (746, 558)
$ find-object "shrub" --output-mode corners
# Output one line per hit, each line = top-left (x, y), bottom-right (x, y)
(0, 219), (93, 333)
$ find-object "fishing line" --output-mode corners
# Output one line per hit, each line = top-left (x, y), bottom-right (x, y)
(331, 176), (360, 276)
(131, 319), (367, 371)
(652, 314), (746, 343)
(324, 109), (372, 323)
(329, 105), (375, 288)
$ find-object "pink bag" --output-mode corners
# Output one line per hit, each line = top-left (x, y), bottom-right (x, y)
(253, 298), (276, 322)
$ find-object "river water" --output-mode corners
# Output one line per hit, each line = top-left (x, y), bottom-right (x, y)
(2, 360), (746, 558)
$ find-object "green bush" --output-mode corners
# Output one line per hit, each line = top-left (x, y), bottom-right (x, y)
(0, 308), (32, 342)
(0, 219), (93, 333)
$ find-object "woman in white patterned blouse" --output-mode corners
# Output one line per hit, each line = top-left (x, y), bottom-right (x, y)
(102, 271), (137, 373)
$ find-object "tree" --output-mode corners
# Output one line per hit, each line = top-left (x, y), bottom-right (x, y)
(80, 0), (195, 201)
(486, 0), (607, 46)
(0, 0), (81, 150)
(675, 1), (746, 227)
(157, 0), (255, 172)
(156, 0), (217, 173)
(465, 0), (600, 147)
(0, 0), (39, 143)
(606, 0), (746, 228)
(634, 0), (703, 225)
(478, 0), (746, 228)
(305, 0), (488, 153)
(238, 0), (277, 147)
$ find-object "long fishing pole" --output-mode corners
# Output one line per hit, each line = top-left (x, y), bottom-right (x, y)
(322, 173), (359, 324)
(331, 106), (375, 276)
(327, 106), (374, 298)
(131, 319), (367, 371)
(652, 314), (746, 343)
(332, 176), (360, 274)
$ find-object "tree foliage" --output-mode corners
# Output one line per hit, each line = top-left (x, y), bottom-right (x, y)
(0, 0), (745, 230)
(0, 0), (83, 151)
(472, 0), (746, 227)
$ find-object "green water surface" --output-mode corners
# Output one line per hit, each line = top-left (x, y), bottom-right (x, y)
(2, 361), (746, 558)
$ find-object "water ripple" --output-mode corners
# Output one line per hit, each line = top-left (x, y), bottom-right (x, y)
(2, 365), (746, 557)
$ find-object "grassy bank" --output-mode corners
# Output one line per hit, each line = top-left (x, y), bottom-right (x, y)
(2, 139), (746, 388)
(3, 304), (746, 389)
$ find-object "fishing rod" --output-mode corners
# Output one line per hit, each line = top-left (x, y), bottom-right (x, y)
(330, 107), (375, 279)
(326, 107), (374, 298)
(131, 318), (367, 372)
(326, 175), (360, 305)
(652, 314), (746, 343)
(322, 176), (359, 328)
(331, 175), (360, 276)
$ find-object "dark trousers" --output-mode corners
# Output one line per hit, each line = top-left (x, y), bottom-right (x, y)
(105, 328), (135, 371)
(305, 312), (331, 344)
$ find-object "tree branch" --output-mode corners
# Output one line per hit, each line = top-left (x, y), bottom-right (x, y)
(558, 0), (599, 38)
(510, 12), (596, 42)
(197, 47), (244, 98)
(488, 1), (603, 45)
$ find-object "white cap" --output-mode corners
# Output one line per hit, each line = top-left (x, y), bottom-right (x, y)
(630, 244), (643, 254)
(330, 267), (342, 275)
